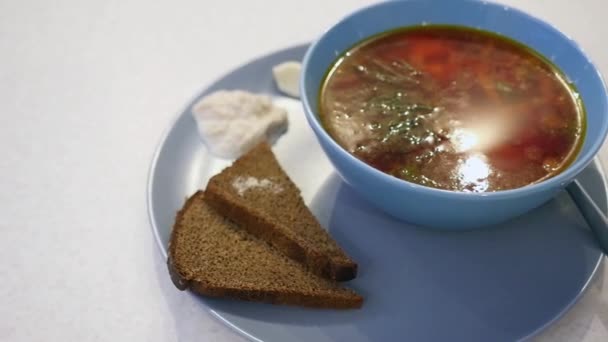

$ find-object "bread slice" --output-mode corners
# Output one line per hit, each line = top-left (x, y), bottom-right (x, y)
(168, 191), (363, 309)
(204, 142), (357, 281)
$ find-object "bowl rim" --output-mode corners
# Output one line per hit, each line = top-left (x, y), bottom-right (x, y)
(300, 0), (608, 201)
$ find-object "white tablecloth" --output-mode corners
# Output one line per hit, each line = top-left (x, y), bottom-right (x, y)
(1, 0), (607, 341)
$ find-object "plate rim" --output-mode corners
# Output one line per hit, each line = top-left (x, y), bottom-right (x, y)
(145, 44), (605, 342)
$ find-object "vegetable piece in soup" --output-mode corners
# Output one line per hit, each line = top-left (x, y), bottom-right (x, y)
(319, 26), (585, 192)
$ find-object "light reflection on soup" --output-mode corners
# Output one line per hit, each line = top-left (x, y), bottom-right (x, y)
(319, 26), (585, 192)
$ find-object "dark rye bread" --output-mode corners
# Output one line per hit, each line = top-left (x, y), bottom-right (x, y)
(167, 191), (363, 309)
(204, 142), (357, 281)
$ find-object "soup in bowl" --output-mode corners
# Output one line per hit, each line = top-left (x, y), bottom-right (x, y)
(320, 25), (584, 193)
(301, 0), (608, 229)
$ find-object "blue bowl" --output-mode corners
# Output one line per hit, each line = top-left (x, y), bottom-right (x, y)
(301, 0), (608, 229)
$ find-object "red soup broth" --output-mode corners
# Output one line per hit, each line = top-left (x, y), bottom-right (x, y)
(319, 26), (585, 192)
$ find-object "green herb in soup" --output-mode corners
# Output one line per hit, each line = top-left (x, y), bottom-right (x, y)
(319, 26), (585, 192)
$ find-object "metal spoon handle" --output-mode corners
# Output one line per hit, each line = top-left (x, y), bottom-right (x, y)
(566, 179), (608, 255)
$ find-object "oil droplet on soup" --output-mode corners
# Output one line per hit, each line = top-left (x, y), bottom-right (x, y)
(319, 26), (585, 192)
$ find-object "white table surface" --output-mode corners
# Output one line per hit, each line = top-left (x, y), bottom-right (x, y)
(2, 0), (608, 341)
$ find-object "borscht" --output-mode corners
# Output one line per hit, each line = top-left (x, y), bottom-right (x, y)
(319, 26), (585, 192)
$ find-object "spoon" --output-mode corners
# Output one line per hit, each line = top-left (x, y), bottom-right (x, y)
(566, 179), (608, 255)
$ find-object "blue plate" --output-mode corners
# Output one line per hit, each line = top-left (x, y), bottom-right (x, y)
(147, 44), (605, 342)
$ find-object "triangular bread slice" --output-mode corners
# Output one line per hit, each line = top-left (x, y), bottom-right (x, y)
(167, 191), (363, 309)
(204, 143), (357, 281)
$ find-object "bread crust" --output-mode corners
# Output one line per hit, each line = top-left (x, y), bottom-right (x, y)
(167, 191), (203, 290)
(188, 282), (362, 309)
